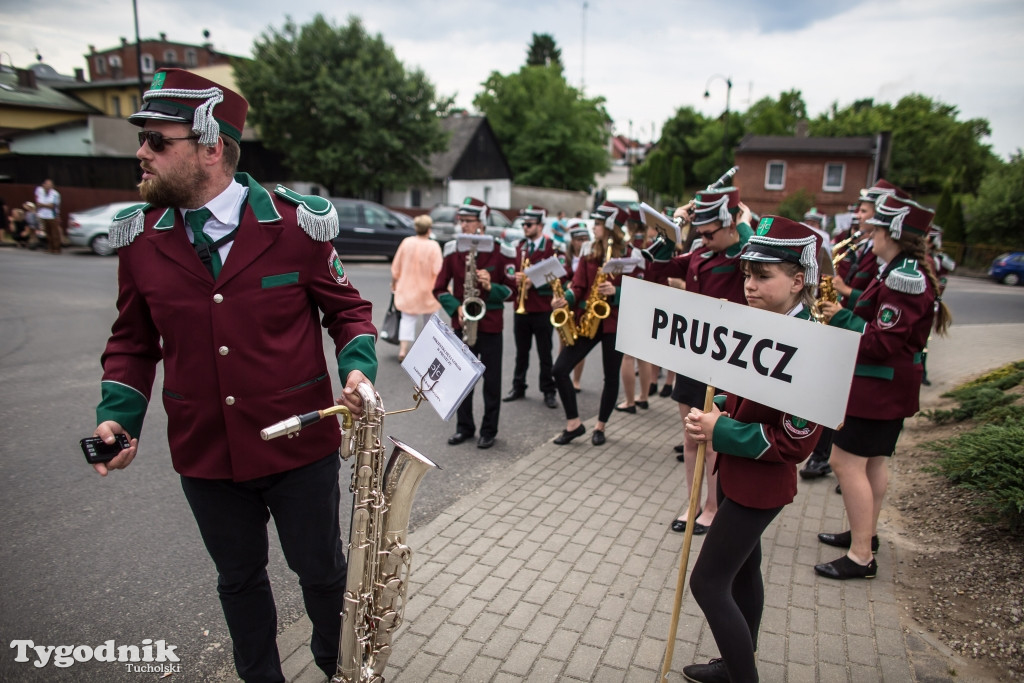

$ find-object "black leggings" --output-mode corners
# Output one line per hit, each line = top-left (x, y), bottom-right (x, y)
(689, 482), (782, 683)
(552, 328), (622, 423)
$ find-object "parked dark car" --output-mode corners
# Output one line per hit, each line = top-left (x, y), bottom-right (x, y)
(989, 252), (1024, 286)
(329, 198), (416, 259)
(428, 204), (513, 244)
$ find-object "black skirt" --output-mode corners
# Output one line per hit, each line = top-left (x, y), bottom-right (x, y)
(671, 373), (714, 408)
(832, 415), (905, 457)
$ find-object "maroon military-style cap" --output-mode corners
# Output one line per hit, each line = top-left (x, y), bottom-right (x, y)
(518, 205), (547, 223)
(859, 179), (910, 204)
(868, 195), (934, 239)
(457, 197), (489, 223)
(743, 215), (824, 285)
(128, 68), (249, 144)
(692, 187), (740, 227)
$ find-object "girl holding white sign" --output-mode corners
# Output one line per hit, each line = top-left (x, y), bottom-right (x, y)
(814, 195), (952, 581)
(680, 216), (825, 683)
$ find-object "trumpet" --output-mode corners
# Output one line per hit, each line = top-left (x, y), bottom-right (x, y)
(515, 256), (530, 315)
(547, 274), (577, 346)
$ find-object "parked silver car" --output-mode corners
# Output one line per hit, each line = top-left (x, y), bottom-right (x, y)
(67, 201), (139, 256)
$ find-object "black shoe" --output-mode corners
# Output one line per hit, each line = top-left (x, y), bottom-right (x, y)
(553, 425), (586, 445)
(614, 403), (636, 414)
(814, 555), (877, 580)
(835, 483), (842, 494)
(799, 453), (832, 479)
(544, 392), (558, 409)
(476, 434), (496, 449)
(670, 509), (702, 533)
(502, 388), (526, 402)
(683, 657), (729, 683)
(818, 530), (879, 552)
(591, 429), (606, 446)
(448, 431), (473, 445)
(659, 383), (674, 398)
(635, 400), (649, 409)
(648, 382), (658, 396)
(674, 443), (686, 454)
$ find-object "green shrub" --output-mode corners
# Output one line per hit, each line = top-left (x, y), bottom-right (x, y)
(924, 416), (1024, 531)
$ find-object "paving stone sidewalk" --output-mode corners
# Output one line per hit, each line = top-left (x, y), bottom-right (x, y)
(274, 323), (1024, 682)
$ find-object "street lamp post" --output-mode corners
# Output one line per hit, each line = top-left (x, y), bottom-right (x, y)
(704, 74), (732, 170)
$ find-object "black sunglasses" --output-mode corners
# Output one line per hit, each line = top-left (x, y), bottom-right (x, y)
(697, 225), (726, 239)
(138, 130), (200, 152)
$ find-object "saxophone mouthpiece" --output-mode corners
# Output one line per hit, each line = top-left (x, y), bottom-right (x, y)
(260, 415), (303, 441)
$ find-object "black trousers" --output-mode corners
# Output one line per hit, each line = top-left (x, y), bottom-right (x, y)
(511, 311), (556, 394)
(457, 330), (502, 438)
(689, 481), (783, 683)
(552, 327), (623, 423)
(180, 453), (347, 683)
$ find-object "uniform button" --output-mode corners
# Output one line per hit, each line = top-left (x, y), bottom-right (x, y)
(225, 396), (235, 405)
(219, 346), (229, 356)
(213, 294), (224, 303)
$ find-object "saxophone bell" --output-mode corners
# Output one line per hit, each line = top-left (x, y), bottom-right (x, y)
(461, 297), (486, 321)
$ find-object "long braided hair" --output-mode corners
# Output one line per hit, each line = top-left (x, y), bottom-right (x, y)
(897, 234), (953, 336)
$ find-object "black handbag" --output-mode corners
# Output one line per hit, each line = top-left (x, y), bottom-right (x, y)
(380, 295), (401, 345)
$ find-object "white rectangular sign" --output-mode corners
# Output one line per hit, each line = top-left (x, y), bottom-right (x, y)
(401, 315), (484, 422)
(616, 278), (860, 428)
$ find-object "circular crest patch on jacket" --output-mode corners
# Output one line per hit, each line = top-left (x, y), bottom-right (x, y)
(329, 249), (348, 285)
(505, 264), (516, 279)
(783, 415), (815, 439)
(877, 303), (902, 329)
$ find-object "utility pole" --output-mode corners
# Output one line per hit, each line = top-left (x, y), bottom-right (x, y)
(581, 2), (588, 92)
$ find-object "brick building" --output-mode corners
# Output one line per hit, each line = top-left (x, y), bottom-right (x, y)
(85, 34), (234, 83)
(733, 133), (891, 220)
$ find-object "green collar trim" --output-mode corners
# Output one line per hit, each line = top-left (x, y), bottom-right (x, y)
(154, 208), (175, 230)
(236, 173), (282, 223)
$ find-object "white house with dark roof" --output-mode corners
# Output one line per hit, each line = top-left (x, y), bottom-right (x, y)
(382, 114), (513, 210)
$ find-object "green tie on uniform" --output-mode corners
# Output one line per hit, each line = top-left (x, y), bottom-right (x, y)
(186, 208), (221, 278)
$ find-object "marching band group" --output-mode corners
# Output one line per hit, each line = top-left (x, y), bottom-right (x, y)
(433, 174), (952, 682)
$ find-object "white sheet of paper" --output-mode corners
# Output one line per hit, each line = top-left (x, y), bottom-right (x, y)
(525, 256), (567, 284)
(401, 315), (485, 422)
(639, 202), (682, 244)
(602, 256), (641, 274)
(455, 234), (495, 253)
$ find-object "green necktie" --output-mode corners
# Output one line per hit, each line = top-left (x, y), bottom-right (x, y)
(187, 208), (221, 278)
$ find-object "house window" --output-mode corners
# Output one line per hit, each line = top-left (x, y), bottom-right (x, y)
(164, 49), (177, 63)
(95, 56), (107, 75)
(765, 161), (786, 190)
(823, 162), (846, 192)
(131, 95), (139, 112)
(410, 188), (421, 207)
(108, 55), (122, 68)
(112, 95), (122, 117)
(141, 54), (154, 73)
(185, 49), (197, 67)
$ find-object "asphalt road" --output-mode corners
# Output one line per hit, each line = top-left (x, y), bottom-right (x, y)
(0, 246), (1019, 682)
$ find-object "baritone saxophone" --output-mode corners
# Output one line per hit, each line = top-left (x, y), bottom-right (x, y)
(259, 384), (438, 683)
(461, 241), (486, 346)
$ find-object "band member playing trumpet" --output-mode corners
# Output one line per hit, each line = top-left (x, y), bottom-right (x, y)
(644, 187), (753, 535)
(550, 202), (632, 446)
(682, 216), (825, 683)
(814, 194), (952, 580)
(433, 198), (516, 449)
(504, 205), (562, 409)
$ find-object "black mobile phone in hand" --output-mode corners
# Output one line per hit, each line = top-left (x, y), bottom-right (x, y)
(80, 434), (131, 464)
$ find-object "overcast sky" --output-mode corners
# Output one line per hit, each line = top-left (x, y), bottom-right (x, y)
(4, 0), (1022, 159)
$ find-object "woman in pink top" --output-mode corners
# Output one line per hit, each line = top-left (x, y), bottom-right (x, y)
(391, 214), (443, 360)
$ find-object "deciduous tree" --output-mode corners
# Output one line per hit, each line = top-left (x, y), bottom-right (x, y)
(235, 15), (450, 196)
